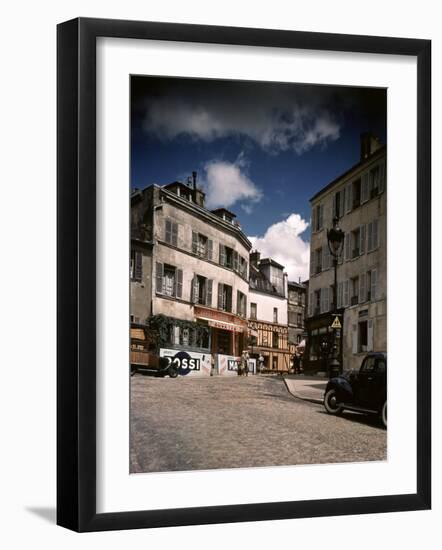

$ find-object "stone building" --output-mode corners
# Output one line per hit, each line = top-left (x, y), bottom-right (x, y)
(287, 280), (307, 346)
(248, 253), (291, 372)
(130, 173), (251, 376)
(305, 134), (387, 372)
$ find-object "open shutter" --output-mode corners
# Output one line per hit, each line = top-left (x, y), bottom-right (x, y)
(367, 320), (374, 351)
(373, 219), (379, 249)
(361, 172), (369, 203)
(345, 232), (351, 261)
(207, 239), (213, 261)
(206, 279), (213, 307)
(379, 160), (386, 193)
(367, 222), (373, 251)
(171, 222), (178, 246)
(165, 219), (172, 244)
(359, 273), (366, 303)
(219, 244), (226, 266)
(192, 231), (198, 254)
(156, 262), (163, 294)
(233, 251), (239, 272)
(360, 224), (366, 254)
(352, 324), (358, 354)
(371, 269), (377, 301)
(343, 280), (349, 307)
(332, 194), (336, 219)
(346, 183), (352, 213)
(191, 275), (198, 303)
(244, 295), (247, 318)
(175, 269), (183, 298)
(318, 204), (324, 230)
(218, 283), (223, 309)
(340, 188), (345, 218)
(236, 290), (241, 315)
(134, 251), (142, 281)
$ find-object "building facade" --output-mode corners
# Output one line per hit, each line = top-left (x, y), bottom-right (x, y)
(248, 253), (292, 372)
(305, 134), (387, 372)
(287, 280), (307, 346)
(130, 175), (251, 376)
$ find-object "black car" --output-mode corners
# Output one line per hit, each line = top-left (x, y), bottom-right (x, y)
(323, 352), (387, 427)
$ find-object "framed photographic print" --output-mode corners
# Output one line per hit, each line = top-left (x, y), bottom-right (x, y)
(57, 18), (431, 532)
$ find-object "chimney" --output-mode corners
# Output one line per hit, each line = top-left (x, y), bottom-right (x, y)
(360, 132), (382, 161)
(192, 171), (197, 190)
(191, 171), (205, 208)
(250, 250), (261, 266)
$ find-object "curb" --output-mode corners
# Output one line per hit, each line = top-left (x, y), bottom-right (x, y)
(283, 378), (324, 405)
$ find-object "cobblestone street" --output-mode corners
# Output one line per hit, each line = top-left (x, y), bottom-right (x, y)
(130, 375), (387, 473)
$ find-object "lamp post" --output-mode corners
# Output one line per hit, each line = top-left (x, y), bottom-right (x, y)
(326, 216), (345, 378)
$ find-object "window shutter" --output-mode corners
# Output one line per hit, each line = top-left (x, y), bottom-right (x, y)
(134, 251), (142, 281)
(310, 248), (314, 275)
(206, 279), (213, 307)
(176, 269), (183, 298)
(226, 288), (232, 312)
(361, 172), (369, 203)
(308, 293), (313, 317)
(379, 160), (386, 193)
(367, 320), (374, 351)
(318, 204), (324, 230)
(236, 290), (240, 315)
(359, 273), (366, 303)
(332, 194), (336, 219)
(346, 183), (352, 213)
(352, 324), (358, 354)
(340, 188), (345, 218)
(367, 222), (373, 252)
(192, 231), (198, 254)
(321, 246), (326, 272)
(156, 262), (163, 294)
(343, 280), (349, 306)
(373, 219), (379, 249)
(325, 287), (330, 312)
(311, 207), (316, 233)
(360, 224), (366, 254)
(191, 276), (198, 303)
(171, 222), (178, 246)
(165, 219), (172, 243)
(233, 251), (239, 272)
(207, 239), (213, 261)
(371, 269), (377, 301)
(218, 283), (223, 309)
(219, 244), (226, 266)
(345, 232), (351, 261)
(244, 295), (247, 318)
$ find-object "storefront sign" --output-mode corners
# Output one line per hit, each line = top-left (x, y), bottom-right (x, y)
(160, 348), (211, 376)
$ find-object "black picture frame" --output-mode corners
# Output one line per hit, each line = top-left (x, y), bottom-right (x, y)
(57, 17), (431, 532)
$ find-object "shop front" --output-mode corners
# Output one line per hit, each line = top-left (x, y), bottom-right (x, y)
(305, 309), (344, 374)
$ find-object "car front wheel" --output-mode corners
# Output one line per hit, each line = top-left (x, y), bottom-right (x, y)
(168, 366), (178, 378)
(381, 401), (387, 428)
(324, 389), (343, 415)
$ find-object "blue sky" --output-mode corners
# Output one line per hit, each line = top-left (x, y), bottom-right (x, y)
(131, 77), (386, 280)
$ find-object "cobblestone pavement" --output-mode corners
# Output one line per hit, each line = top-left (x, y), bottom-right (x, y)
(130, 375), (386, 473)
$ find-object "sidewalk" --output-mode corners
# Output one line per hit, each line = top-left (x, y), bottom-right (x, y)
(283, 375), (328, 405)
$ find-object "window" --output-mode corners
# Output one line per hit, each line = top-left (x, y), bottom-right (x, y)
(352, 178), (361, 208)
(273, 331), (279, 349)
(271, 267), (284, 293)
(237, 290), (247, 317)
(165, 219), (178, 246)
(192, 232), (213, 260)
(333, 188), (345, 219)
(156, 263), (183, 298)
(219, 244), (233, 269)
(238, 255), (248, 278)
(312, 203), (324, 232)
(273, 307), (278, 323)
(288, 310), (296, 325)
(191, 275), (213, 307)
(314, 248), (322, 274)
(218, 283), (232, 312)
(351, 227), (361, 258)
(314, 290), (321, 315)
(250, 302), (257, 320)
(369, 166), (380, 198)
(297, 313), (302, 326)
(367, 269), (377, 301)
(320, 287), (330, 313)
(130, 249), (142, 281)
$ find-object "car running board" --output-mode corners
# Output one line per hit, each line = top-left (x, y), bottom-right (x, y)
(340, 403), (379, 415)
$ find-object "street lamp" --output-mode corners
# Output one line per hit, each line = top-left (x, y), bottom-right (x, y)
(327, 217), (345, 377)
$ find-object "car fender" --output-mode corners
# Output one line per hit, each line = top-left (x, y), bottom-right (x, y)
(326, 377), (354, 403)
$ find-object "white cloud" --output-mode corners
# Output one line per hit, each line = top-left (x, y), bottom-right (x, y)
(203, 159), (262, 210)
(143, 94), (340, 155)
(248, 214), (310, 281)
